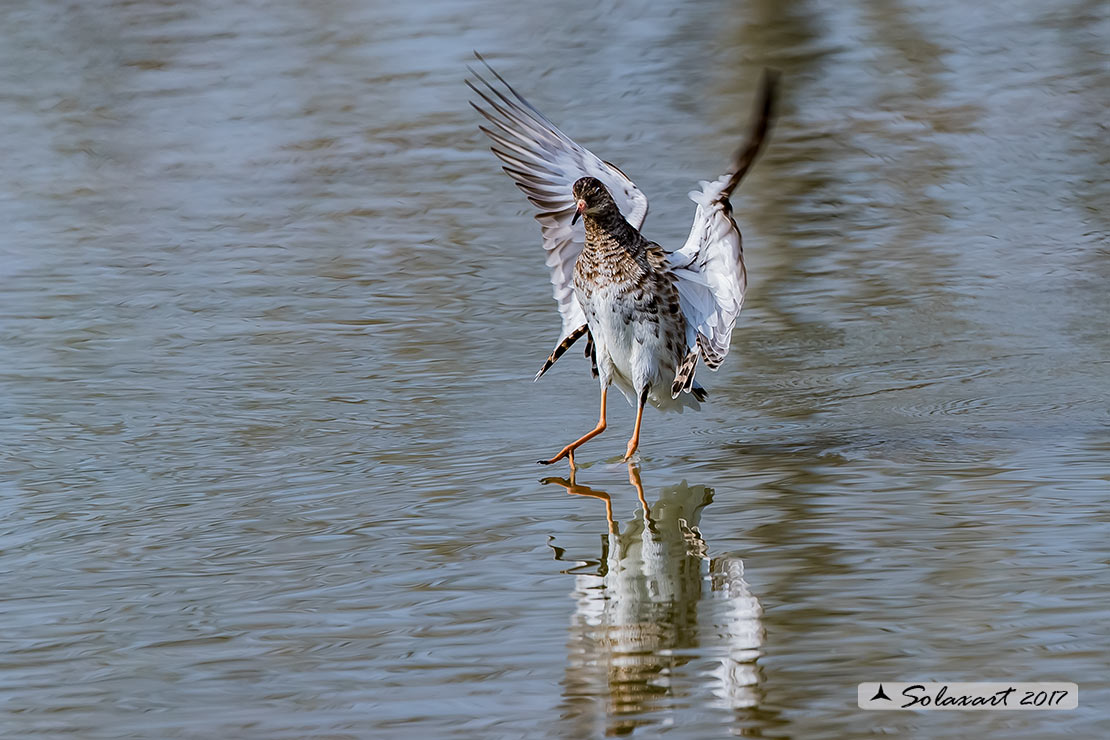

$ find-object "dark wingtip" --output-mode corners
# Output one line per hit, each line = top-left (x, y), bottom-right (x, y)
(722, 67), (781, 197)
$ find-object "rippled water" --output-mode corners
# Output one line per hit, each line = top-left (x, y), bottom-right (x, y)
(2, 0), (1107, 737)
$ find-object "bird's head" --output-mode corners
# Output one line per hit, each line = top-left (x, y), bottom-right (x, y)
(571, 177), (617, 225)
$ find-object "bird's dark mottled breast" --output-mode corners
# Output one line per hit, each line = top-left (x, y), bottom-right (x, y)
(573, 200), (690, 369)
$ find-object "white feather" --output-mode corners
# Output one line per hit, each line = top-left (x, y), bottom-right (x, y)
(668, 175), (748, 366)
(584, 284), (702, 413)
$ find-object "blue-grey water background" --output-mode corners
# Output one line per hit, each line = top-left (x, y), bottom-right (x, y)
(2, 0), (1108, 737)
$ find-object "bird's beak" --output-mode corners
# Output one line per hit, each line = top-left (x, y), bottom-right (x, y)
(571, 198), (585, 226)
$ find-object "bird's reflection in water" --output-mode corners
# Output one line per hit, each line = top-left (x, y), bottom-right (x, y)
(545, 466), (763, 736)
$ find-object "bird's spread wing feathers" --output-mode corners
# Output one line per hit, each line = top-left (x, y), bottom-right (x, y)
(668, 176), (749, 370)
(668, 69), (778, 370)
(467, 54), (649, 341)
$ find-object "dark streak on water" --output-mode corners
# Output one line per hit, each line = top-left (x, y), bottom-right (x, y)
(1, 0), (1108, 738)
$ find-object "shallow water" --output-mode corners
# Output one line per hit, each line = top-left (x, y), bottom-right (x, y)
(1, 0), (1107, 737)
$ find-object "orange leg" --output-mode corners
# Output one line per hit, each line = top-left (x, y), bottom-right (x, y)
(539, 388), (608, 466)
(623, 389), (648, 461)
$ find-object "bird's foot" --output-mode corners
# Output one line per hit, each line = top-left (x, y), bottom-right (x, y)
(538, 446), (576, 467)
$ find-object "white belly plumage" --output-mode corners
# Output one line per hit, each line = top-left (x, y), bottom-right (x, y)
(579, 284), (701, 413)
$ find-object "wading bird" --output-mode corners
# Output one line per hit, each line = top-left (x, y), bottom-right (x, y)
(468, 54), (777, 466)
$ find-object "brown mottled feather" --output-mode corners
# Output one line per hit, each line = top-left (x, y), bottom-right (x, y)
(671, 350), (699, 398)
(697, 333), (725, 370)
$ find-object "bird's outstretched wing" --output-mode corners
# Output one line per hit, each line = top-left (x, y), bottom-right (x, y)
(468, 53), (649, 341)
(668, 69), (778, 372)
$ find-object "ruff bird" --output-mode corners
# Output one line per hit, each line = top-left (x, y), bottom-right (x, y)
(468, 54), (778, 466)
